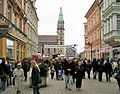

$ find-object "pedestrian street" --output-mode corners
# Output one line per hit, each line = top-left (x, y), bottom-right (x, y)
(0, 74), (120, 94)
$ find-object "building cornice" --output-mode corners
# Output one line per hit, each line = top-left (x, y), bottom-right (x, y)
(85, 0), (99, 18)
(27, 0), (39, 21)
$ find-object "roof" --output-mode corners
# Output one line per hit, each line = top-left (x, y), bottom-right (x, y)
(38, 35), (58, 43)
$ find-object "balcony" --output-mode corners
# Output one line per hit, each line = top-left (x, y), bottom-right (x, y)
(103, 2), (120, 18)
(103, 29), (120, 46)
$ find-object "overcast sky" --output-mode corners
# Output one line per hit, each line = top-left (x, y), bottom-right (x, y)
(35, 0), (95, 52)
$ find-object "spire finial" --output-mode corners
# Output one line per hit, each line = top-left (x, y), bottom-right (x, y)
(60, 7), (62, 11)
(59, 7), (64, 21)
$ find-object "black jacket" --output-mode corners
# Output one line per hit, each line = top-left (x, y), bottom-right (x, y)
(64, 61), (74, 76)
(32, 67), (41, 86)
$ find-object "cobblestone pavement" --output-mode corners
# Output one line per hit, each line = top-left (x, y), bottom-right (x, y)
(0, 74), (120, 94)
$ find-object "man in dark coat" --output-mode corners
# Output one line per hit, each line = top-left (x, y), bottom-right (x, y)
(104, 59), (112, 82)
(63, 59), (74, 90)
(92, 58), (98, 79)
(98, 60), (104, 82)
(1, 58), (9, 91)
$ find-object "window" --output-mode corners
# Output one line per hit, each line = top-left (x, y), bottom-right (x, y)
(117, 15), (120, 29)
(48, 48), (50, 54)
(14, 12), (17, 25)
(19, 18), (22, 30)
(6, 39), (14, 59)
(116, 0), (120, 2)
(0, 0), (2, 13)
(23, 21), (25, 33)
(54, 48), (56, 53)
(108, 19), (110, 32)
(8, 3), (11, 20)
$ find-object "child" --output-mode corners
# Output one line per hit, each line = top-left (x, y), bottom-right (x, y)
(50, 66), (55, 79)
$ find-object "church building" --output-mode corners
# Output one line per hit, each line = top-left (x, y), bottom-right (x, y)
(38, 7), (65, 58)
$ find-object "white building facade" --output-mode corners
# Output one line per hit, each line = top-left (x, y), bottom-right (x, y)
(101, 0), (120, 60)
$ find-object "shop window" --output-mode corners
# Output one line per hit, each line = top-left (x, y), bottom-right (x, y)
(6, 39), (14, 59)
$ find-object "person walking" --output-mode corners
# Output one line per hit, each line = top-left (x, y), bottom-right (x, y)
(50, 66), (55, 79)
(86, 59), (92, 79)
(98, 60), (104, 82)
(63, 58), (74, 90)
(31, 60), (41, 94)
(91, 58), (98, 79)
(0, 58), (9, 91)
(13, 63), (24, 94)
(104, 59), (112, 82)
(22, 59), (28, 82)
(75, 60), (84, 91)
(114, 68), (120, 91)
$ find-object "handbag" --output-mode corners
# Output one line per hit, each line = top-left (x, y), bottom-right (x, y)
(13, 77), (15, 86)
(114, 72), (120, 80)
(1, 73), (8, 81)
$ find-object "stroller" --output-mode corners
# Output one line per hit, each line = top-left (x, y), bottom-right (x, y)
(58, 69), (63, 80)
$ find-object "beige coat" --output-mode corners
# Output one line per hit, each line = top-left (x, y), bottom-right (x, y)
(13, 68), (24, 91)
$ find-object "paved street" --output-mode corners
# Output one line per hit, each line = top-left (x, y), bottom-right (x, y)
(0, 73), (120, 94)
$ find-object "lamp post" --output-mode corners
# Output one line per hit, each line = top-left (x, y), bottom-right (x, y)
(41, 43), (44, 57)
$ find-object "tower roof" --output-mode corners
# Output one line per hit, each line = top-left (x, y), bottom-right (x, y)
(58, 7), (64, 21)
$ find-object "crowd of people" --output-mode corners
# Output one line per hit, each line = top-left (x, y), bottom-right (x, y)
(50, 57), (120, 91)
(0, 57), (49, 94)
(0, 57), (120, 94)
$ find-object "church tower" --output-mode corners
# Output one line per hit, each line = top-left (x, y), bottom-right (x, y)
(57, 7), (65, 55)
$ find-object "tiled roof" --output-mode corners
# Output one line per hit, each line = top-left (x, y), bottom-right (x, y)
(38, 35), (58, 43)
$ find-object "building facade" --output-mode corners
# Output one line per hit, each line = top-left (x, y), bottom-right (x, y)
(100, 0), (120, 60)
(38, 35), (58, 58)
(84, 0), (100, 60)
(0, 0), (38, 61)
(26, 0), (39, 58)
(38, 7), (65, 58)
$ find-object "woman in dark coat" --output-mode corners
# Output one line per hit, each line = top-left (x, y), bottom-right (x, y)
(75, 61), (84, 91)
(86, 60), (92, 79)
(98, 60), (104, 82)
(31, 60), (41, 94)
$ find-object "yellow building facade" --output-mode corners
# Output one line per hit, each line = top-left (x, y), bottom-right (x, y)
(0, 0), (38, 61)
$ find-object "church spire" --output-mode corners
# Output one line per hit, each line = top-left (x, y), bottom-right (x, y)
(58, 7), (64, 21)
